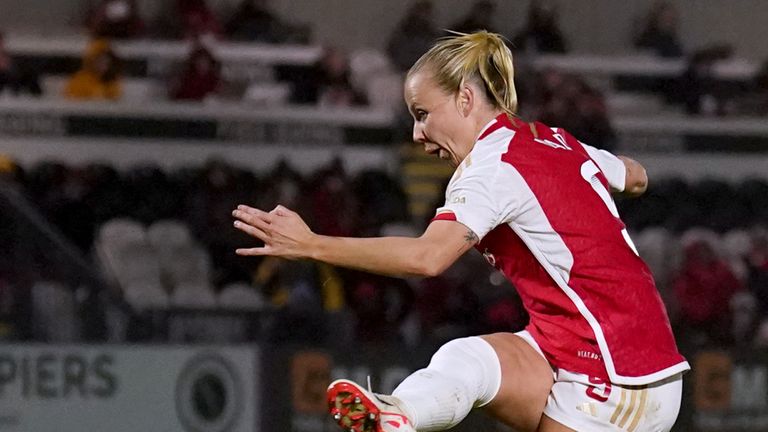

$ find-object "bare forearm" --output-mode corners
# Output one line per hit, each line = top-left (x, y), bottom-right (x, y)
(309, 235), (435, 278)
(232, 205), (474, 278)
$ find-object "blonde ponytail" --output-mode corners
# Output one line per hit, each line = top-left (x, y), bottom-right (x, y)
(408, 31), (518, 116)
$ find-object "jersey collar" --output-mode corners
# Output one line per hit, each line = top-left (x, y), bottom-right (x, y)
(477, 113), (519, 141)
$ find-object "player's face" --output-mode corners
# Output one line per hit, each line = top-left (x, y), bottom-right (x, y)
(404, 71), (476, 167)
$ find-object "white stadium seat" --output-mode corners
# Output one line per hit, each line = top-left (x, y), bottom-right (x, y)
(219, 282), (266, 311)
(122, 282), (170, 310)
(170, 283), (217, 308)
(147, 219), (193, 251)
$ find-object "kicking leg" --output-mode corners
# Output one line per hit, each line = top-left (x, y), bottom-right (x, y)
(480, 332), (556, 432)
(327, 333), (556, 432)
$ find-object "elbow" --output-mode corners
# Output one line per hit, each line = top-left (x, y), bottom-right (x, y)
(411, 258), (446, 278)
(417, 261), (447, 278)
(621, 159), (648, 197)
(626, 167), (648, 197)
(411, 248), (451, 278)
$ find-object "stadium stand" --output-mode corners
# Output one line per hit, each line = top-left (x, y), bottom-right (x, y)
(0, 1), (767, 430)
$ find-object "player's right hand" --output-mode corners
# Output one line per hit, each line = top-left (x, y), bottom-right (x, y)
(232, 204), (317, 260)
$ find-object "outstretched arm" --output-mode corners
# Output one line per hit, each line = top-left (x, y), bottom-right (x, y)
(233, 205), (478, 278)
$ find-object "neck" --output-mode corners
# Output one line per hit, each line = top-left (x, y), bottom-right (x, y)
(473, 109), (504, 140)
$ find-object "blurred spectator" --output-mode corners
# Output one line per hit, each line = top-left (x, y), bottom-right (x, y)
(176, 0), (223, 40)
(450, 0), (498, 34)
(86, 0), (145, 39)
(354, 170), (409, 234)
(293, 47), (367, 107)
(348, 273), (414, 343)
(634, 1), (684, 58)
(386, 1), (440, 72)
(672, 238), (743, 342)
(677, 45), (733, 115)
(747, 230), (768, 314)
(256, 257), (326, 343)
(225, 0), (281, 42)
(535, 71), (615, 150)
(416, 268), (480, 343)
(730, 291), (759, 347)
(307, 158), (357, 237)
(169, 44), (221, 101)
(0, 32), (41, 97)
(183, 159), (257, 286)
(734, 59), (768, 115)
(567, 85), (616, 151)
(512, 1), (568, 54)
(0, 154), (23, 185)
(64, 39), (122, 101)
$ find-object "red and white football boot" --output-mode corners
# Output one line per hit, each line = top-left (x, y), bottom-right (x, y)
(327, 379), (416, 432)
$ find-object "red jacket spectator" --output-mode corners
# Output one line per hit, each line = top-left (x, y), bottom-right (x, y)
(176, 0), (223, 39)
(169, 45), (221, 101)
(673, 240), (743, 326)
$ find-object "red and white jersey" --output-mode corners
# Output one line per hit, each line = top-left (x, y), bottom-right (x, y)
(432, 113), (689, 385)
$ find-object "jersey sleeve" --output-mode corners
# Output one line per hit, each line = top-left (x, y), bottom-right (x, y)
(583, 144), (626, 192)
(433, 166), (517, 240)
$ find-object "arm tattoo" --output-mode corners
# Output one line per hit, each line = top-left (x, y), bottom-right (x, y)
(464, 229), (479, 244)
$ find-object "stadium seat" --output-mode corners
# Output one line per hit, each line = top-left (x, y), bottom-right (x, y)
(242, 82), (291, 105)
(365, 73), (404, 111)
(349, 48), (394, 91)
(605, 92), (665, 115)
(635, 227), (674, 286)
(219, 282), (266, 310)
(723, 228), (752, 278)
(147, 219), (193, 250)
(95, 219), (165, 290)
(98, 218), (147, 246)
(170, 283), (217, 308)
(31, 281), (78, 342)
(159, 243), (213, 289)
(110, 242), (164, 287)
(42, 75), (163, 101)
(122, 282), (170, 310)
(680, 227), (722, 254)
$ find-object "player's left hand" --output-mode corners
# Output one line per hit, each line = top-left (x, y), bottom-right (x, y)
(232, 204), (316, 260)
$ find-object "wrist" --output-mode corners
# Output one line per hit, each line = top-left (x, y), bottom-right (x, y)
(306, 233), (325, 261)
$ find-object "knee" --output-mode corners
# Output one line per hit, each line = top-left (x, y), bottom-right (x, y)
(429, 337), (502, 406)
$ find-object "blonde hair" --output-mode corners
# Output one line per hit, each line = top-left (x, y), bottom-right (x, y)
(408, 31), (518, 116)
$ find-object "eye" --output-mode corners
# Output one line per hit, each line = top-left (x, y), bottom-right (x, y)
(415, 109), (428, 121)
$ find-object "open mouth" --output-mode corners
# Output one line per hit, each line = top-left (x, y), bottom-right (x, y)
(424, 144), (450, 161)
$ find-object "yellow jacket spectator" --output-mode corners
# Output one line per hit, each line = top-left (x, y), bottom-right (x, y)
(64, 39), (122, 100)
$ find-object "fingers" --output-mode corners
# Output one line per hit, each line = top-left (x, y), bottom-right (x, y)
(233, 204), (297, 258)
(232, 208), (272, 232)
(233, 219), (269, 242)
(236, 205), (275, 222)
(235, 247), (271, 256)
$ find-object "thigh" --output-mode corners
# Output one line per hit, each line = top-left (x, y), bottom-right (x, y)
(480, 332), (555, 432)
(544, 369), (683, 432)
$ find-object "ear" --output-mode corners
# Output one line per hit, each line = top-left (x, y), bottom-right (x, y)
(456, 81), (475, 117)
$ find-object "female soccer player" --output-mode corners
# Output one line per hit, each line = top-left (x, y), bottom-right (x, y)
(232, 31), (689, 432)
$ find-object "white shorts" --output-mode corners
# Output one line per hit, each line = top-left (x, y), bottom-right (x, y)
(515, 330), (683, 432)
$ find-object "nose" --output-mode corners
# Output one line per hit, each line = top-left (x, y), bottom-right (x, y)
(412, 122), (426, 144)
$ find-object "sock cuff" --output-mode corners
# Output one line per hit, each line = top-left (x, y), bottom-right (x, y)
(463, 336), (503, 407)
(426, 336), (502, 407)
